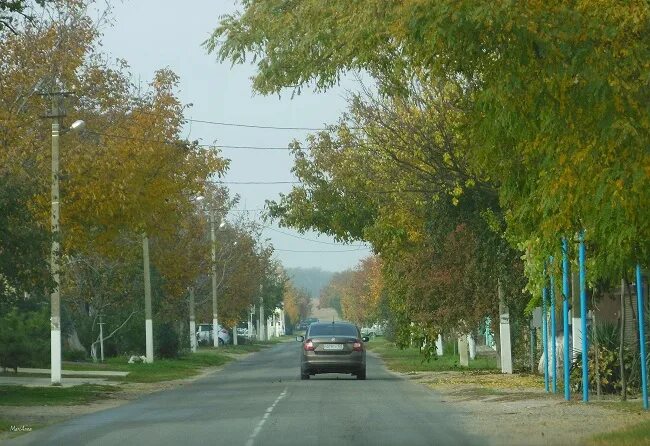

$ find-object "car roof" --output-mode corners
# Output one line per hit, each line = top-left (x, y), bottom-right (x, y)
(309, 321), (356, 327)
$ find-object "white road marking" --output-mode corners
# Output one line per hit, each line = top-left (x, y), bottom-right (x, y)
(245, 387), (288, 446)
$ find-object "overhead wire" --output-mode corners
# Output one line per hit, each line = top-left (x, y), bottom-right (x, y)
(260, 224), (366, 247)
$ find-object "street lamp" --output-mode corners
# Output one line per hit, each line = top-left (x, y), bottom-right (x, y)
(49, 94), (85, 385)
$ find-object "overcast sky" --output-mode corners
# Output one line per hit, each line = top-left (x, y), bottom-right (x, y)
(97, 0), (372, 272)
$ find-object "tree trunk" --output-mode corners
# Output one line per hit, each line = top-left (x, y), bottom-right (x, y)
(625, 273), (639, 347)
(593, 310), (601, 399)
(619, 278), (627, 401)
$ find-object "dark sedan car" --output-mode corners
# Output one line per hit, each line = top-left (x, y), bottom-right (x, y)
(296, 322), (369, 380)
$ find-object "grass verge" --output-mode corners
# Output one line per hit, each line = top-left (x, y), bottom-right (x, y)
(64, 351), (232, 383)
(587, 419), (650, 445)
(366, 337), (498, 373)
(0, 384), (119, 406)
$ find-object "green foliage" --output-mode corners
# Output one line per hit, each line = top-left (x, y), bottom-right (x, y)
(213, 0), (649, 311)
(570, 341), (636, 396)
(155, 322), (180, 359)
(0, 304), (49, 371)
(0, 175), (50, 300)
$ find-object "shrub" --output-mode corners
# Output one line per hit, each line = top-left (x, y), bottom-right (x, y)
(0, 305), (49, 371)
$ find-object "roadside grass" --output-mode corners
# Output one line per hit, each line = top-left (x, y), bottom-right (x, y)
(64, 351), (233, 383)
(0, 384), (119, 406)
(198, 344), (263, 354)
(587, 419), (650, 446)
(366, 337), (498, 373)
(583, 401), (650, 445)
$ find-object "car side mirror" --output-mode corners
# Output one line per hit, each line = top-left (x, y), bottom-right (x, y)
(296, 335), (304, 342)
(362, 336), (370, 342)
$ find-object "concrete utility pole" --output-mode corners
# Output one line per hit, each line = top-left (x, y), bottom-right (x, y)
(143, 233), (154, 363)
(99, 316), (105, 362)
(50, 93), (63, 385)
(249, 305), (254, 340)
(44, 90), (84, 385)
(189, 287), (196, 353)
(259, 290), (265, 341)
(210, 210), (219, 348)
(498, 280), (513, 374)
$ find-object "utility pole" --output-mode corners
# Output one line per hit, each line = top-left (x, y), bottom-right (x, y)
(49, 92), (63, 385)
(210, 210), (219, 348)
(259, 288), (265, 341)
(143, 233), (154, 363)
(189, 287), (196, 353)
(98, 316), (105, 362)
(42, 88), (85, 385)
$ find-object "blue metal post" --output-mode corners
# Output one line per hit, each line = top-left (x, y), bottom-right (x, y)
(636, 264), (648, 410)
(562, 238), (571, 401)
(543, 276), (549, 392)
(579, 231), (588, 402)
(550, 256), (557, 393)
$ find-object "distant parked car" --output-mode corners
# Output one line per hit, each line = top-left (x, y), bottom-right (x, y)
(196, 323), (230, 345)
(295, 321), (309, 331)
(361, 323), (385, 338)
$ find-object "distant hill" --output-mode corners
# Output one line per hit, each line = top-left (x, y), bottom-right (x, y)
(285, 267), (334, 299)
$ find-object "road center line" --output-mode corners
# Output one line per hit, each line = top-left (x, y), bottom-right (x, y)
(245, 386), (288, 446)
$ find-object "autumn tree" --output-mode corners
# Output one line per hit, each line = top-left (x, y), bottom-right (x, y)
(210, 0), (650, 300)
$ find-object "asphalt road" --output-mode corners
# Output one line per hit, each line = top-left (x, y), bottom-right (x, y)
(6, 341), (480, 446)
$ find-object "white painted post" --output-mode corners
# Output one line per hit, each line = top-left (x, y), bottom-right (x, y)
(499, 281), (513, 374)
(143, 234), (154, 363)
(458, 336), (469, 367)
(233, 325), (238, 346)
(571, 271), (582, 361)
(435, 334), (444, 356)
(99, 317), (105, 362)
(249, 305), (254, 341)
(189, 288), (196, 353)
(468, 333), (476, 360)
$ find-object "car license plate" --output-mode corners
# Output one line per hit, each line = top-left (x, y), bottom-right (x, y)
(323, 344), (344, 350)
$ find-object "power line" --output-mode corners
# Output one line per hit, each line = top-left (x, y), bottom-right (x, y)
(88, 130), (306, 151)
(273, 247), (370, 253)
(261, 224), (366, 247)
(187, 118), (328, 131)
(216, 181), (300, 185)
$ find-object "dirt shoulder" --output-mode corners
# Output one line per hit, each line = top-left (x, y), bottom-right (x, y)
(403, 370), (650, 446)
(0, 365), (224, 441)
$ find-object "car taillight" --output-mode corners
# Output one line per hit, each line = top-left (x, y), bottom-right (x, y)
(304, 339), (315, 351)
(353, 340), (363, 352)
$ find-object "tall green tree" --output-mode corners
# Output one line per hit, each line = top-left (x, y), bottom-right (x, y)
(210, 0), (649, 294)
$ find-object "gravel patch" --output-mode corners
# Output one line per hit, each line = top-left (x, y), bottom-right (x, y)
(406, 370), (650, 446)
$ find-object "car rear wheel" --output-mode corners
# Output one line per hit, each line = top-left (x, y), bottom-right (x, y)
(300, 371), (310, 380)
(356, 368), (366, 380)
(218, 338), (225, 346)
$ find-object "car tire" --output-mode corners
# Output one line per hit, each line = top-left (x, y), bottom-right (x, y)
(356, 368), (366, 380)
(300, 371), (310, 380)
(218, 338), (225, 346)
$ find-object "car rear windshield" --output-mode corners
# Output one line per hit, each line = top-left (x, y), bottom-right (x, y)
(308, 324), (358, 337)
